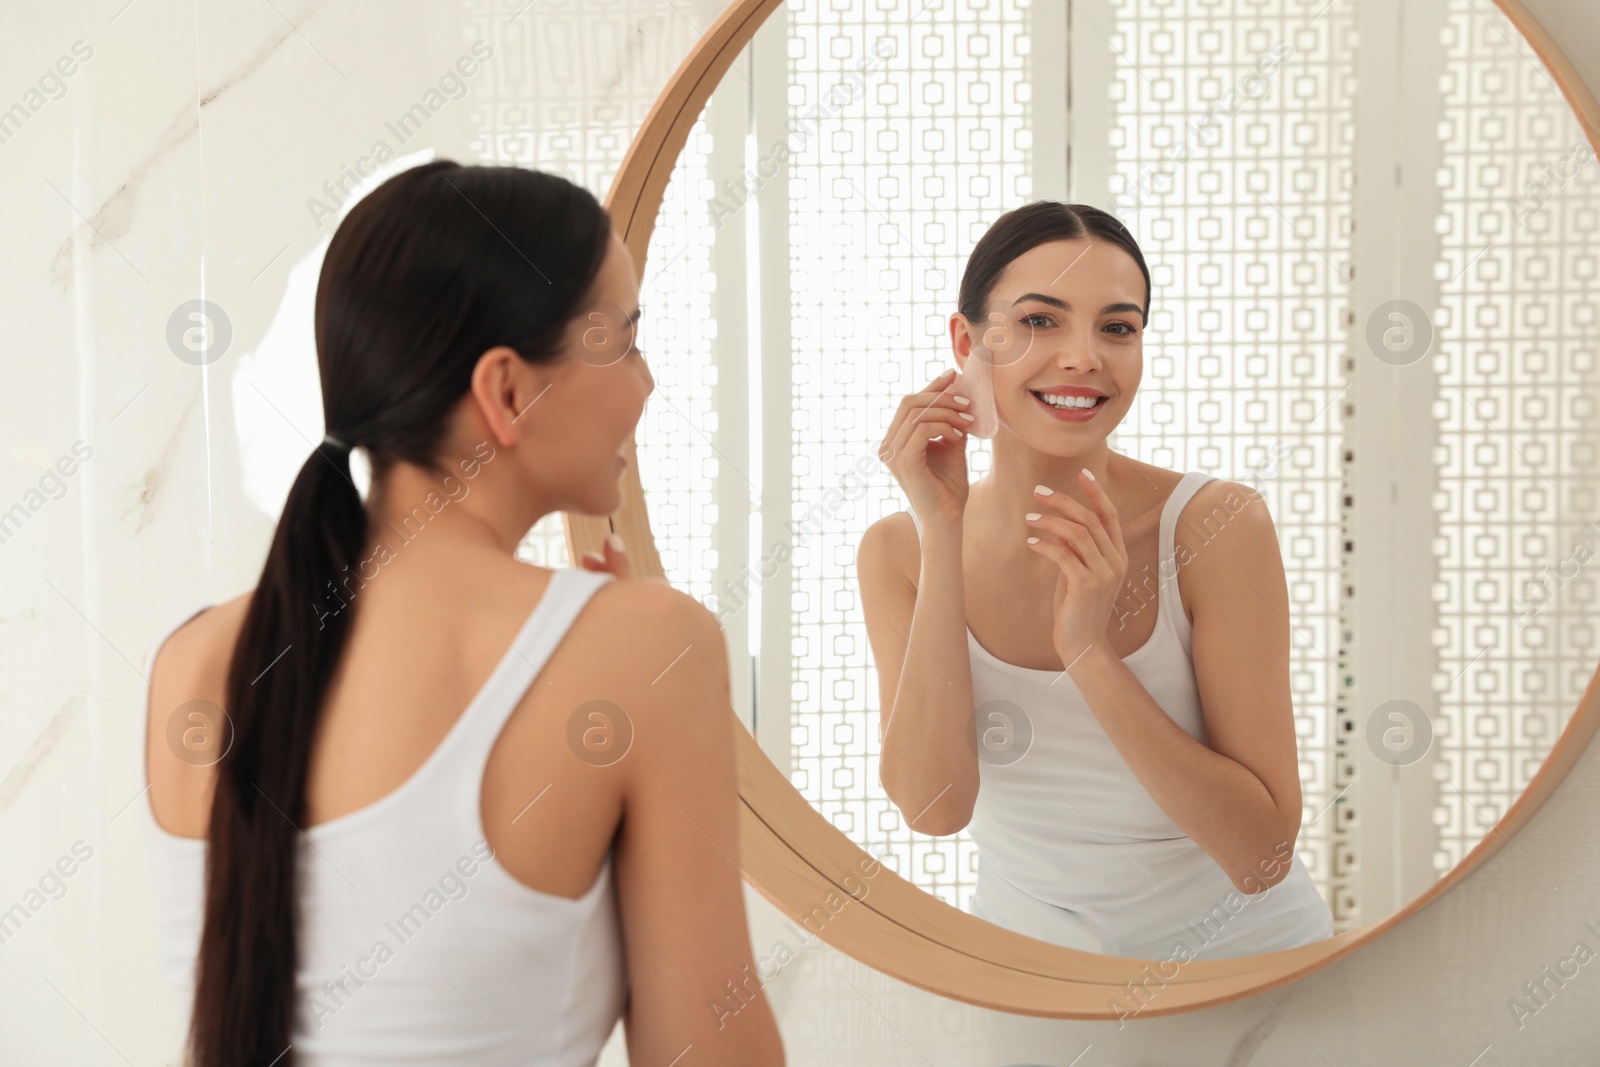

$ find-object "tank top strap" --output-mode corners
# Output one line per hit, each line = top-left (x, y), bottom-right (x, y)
(446, 567), (616, 773)
(1156, 471), (1216, 641)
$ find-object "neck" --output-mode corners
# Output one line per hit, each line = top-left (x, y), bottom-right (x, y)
(364, 457), (539, 560)
(978, 427), (1116, 525)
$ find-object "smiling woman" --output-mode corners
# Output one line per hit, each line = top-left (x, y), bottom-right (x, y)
(858, 201), (1335, 959)
(590, 0), (1600, 1028)
(139, 159), (783, 1067)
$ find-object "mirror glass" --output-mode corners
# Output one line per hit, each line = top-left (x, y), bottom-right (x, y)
(632, 0), (1600, 959)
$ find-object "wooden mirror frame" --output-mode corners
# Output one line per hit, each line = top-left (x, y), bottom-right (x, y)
(567, 0), (1600, 1018)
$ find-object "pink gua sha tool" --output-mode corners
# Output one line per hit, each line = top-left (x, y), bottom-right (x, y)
(947, 343), (999, 438)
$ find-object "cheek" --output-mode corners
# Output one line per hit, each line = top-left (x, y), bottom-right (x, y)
(567, 370), (623, 418)
(1116, 352), (1143, 393)
(581, 378), (639, 445)
(557, 363), (647, 460)
(992, 361), (1042, 409)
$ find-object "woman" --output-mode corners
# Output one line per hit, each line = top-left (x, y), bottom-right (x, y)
(857, 201), (1333, 960)
(140, 161), (786, 1065)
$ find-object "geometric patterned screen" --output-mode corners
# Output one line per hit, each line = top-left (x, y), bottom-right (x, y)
(1430, 0), (1600, 880)
(775, 0), (1596, 934)
(471, 0), (1598, 940)
(627, 114), (721, 607)
(785, 0), (1032, 913)
(778, 0), (1371, 925)
(1101, 0), (1357, 927)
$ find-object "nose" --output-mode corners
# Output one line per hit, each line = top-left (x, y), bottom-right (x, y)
(640, 354), (655, 398)
(1055, 319), (1105, 372)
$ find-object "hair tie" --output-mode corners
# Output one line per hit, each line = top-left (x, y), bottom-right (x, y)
(322, 432), (351, 452)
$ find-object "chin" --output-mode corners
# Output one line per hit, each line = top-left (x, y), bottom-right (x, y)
(552, 482), (619, 520)
(587, 481), (625, 517)
(1012, 424), (1109, 457)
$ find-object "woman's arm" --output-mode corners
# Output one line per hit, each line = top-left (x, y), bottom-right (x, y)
(612, 585), (785, 1065)
(1051, 480), (1304, 893)
(857, 512), (979, 836)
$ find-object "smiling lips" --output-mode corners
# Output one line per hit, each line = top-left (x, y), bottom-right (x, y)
(1030, 386), (1109, 422)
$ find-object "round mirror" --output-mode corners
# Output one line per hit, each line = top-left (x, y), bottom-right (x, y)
(585, 0), (1600, 1014)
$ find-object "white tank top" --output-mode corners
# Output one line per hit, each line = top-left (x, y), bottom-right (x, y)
(139, 566), (627, 1066)
(908, 472), (1333, 959)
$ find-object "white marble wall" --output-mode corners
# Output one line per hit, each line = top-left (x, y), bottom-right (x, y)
(1, 0), (1597, 1064)
(0, 1), (718, 1062)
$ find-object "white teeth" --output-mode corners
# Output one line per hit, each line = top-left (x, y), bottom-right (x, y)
(1034, 391), (1100, 410)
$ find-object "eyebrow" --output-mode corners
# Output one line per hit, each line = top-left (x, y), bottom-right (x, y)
(1010, 293), (1146, 324)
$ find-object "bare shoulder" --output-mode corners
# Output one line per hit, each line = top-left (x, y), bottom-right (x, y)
(145, 590), (254, 837)
(856, 511), (920, 590)
(555, 576), (738, 831)
(561, 575), (729, 702)
(1174, 477), (1275, 547)
(1174, 479), (1282, 619)
(579, 573), (720, 641)
(149, 591), (253, 703)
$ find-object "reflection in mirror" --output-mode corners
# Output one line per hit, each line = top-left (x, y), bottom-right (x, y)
(634, 0), (1600, 959)
(863, 204), (1338, 958)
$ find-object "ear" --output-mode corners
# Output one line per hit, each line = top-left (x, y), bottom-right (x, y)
(469, 345), (551, 449)
(948, 312), (976, 372)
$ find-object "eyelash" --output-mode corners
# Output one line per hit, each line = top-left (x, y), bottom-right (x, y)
(1019, 313), (1138, 336)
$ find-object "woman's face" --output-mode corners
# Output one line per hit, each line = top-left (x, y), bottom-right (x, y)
(950, 237), (1146, 453)
(519, 230), (655, 516)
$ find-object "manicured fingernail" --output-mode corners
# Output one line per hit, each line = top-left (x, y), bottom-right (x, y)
(1025, 512), (1041, 521)
(607, 533), (625, 553)
(957, 411), (975, 421)
(583, 551), (603, 564)
(1082, 468), (1096, 482)
(1026, 536), (1040, 544)
(1034, 484), (1053, 496)
(952, 395), (972, 406)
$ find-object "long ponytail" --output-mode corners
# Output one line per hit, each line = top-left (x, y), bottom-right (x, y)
(187, 160), (612, 1066)
(189, 438), (365, 1064)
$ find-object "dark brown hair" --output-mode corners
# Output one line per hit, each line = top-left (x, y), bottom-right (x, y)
(957, 200), (1152, 326)
(187, 160), (611, 1067)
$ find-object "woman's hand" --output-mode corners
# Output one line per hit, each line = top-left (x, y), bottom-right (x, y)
(581, 533), (633, 579)
(1025, 470), (1129, 668)
(879, 368), (974, 530)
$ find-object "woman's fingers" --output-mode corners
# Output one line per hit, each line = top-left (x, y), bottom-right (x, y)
(881, 373), (966, 448)
(581, 534), (633, 579)
(603, 534), (632, 579)
(1025, 532), (1089, 585)
(1078, 472), (1127, 558)
(889, 408), (965, 462)
(883, 406), (969, 465)
(1031, 482), (1121, 566)
(1028, 518), (1110, 578)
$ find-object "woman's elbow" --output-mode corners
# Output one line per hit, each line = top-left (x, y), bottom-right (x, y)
(884, 777), (975, 837)
(1230, 825), (1300, 894)
(908, 807), (972, 837)
(1230, 863), (1286, 895)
